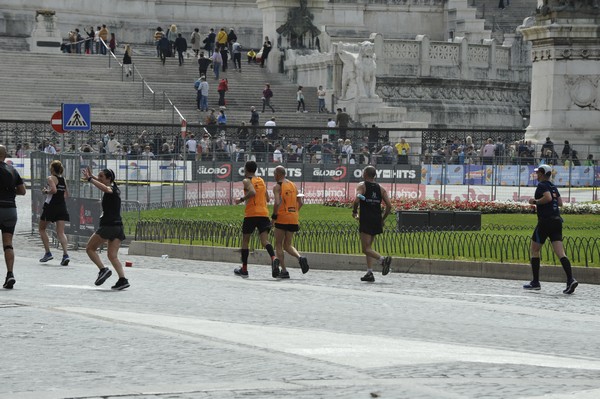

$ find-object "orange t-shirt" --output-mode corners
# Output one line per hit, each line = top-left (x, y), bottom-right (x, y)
(244, 177), (269, 217)
(276, 180), (299, 225)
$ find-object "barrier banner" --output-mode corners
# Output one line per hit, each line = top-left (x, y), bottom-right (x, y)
(464, 165), (487, 185)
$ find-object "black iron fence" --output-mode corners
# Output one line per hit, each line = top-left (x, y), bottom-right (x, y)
(133, 219), (600, 267)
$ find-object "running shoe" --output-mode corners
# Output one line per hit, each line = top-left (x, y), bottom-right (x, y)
(111, 278), (130, 291)
(299, 257), (309, 274)
(382, 256), (392, 276)
(94, 268), (112, 286)
(60, 254), (70, 266)
(271, 258), (280, 278)
(278, 270), (290, 279)
(523, 281), (541, 290)
(3, 273), (15, 289)
(563, 279), (578, 295)
(39, 252), (53, 262)
(234, 267), (249, 278)
(361, 272), (375, 282)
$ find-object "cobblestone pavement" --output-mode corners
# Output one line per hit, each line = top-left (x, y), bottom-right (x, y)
(1, 197), (600, 399)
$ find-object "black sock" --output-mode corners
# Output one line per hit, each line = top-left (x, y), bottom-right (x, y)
(560, 257), (573, 281)
(241, 249), (249, 265)
(265, 243), (275, 258)
(531, 257), (540, 282)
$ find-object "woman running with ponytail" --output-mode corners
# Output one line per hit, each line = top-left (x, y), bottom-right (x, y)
(82, 167), (129, 290)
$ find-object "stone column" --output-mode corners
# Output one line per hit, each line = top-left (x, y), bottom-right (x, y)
(256, 0), (326, 73)
(520, 3), (600, 146)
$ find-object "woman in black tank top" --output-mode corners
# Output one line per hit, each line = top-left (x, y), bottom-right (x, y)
(39, 160), (71, 265)
(82, 167), (130, 290)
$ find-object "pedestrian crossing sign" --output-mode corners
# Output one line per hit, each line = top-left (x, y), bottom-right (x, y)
(62, 103), (91, 131)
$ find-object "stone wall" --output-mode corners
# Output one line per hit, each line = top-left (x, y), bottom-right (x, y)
(285, 33), (531, 129)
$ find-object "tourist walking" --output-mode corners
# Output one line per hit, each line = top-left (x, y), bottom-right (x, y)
(317, 85), (326, 113)
(296, 85), (307, 112)
(197, 52), (211, 77)
(217, 78), (228, 107)
(82, 167), (130, 290)
(123, 44), (133, 77)
(154, 27), (164, 57)
(234, 161), (278, 278)
(38, 160), (70, 266)
(109, 32), (116, 54)
(174, 33), (187, 66)
(190, 28), (201, 56)
(211, 48), (222, 80)
(352, 165), (392, 282)
(262, 83), (275, 113)
(524, 164), (578, 294)
(0, 145), (26, 289)
(271, 166), (309, 279)
(232, 41), (242, 71)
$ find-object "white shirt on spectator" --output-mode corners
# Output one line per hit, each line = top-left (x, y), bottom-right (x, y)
(273, 148), (283, 163)
(186, 138), (197, 153)
(44, 144), (57, 154)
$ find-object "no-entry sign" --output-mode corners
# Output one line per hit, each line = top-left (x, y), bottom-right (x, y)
(51, 110), (65, 133)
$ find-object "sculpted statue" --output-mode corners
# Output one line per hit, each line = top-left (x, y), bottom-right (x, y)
(538, 0), (599, 16)
(337, 41), (379, 100)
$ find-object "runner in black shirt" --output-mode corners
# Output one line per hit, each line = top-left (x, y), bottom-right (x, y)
(82, 167), (129, 290)
(352, 166), (393, 282)
(523, 164), (577, 294)
(39, 160), (71, 265)
(0, 145), (26, 289)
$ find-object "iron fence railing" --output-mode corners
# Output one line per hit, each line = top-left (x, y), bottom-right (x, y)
(133, 219), (600, 267)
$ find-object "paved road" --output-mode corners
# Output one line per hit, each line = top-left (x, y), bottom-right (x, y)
(2, 196), (600, 399)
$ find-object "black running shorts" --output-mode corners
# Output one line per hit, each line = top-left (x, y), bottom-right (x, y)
(532, 218), (562, 244)
(242, 217), (271, 234)
(96, 225), (126, 241)
(40, 203), (70, 222)
(274, 223), (299, 232)
(0, 207), (17, 235)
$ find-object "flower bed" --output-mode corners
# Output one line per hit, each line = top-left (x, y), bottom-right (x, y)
(324, 199), (600, 215)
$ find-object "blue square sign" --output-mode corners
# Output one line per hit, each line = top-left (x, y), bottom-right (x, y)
(62, 103), (91, 131)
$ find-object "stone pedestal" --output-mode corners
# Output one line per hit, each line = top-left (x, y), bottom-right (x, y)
(28, 11), (62, 53)
(520, 5), (600, 146)
(256, 0), (325, 73)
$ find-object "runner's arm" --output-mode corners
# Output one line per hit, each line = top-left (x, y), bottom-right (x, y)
(352, 182), (365, 217)
(236, 178), (255, 204)
(272, 183), (281, 219)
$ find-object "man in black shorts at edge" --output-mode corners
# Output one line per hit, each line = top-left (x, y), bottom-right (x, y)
(0, 145), (27, 289)
(352, 165), (392, 282)
(524, 164), (578, 294)
(234, 161), (279, 278)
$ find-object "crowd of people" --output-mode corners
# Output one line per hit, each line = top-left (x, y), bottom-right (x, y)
(423, 136), (596, 166)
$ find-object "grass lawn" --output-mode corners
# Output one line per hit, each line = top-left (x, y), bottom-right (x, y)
(125, 204), (600, 235)
(124, 205), (600, 267)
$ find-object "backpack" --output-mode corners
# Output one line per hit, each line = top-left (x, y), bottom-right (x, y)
(194, 80), (200, 90)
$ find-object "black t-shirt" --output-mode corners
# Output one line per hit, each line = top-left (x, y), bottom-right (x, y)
(100, 184), (123, 226)
(534, 180), (560, 219)
(0, 162), (23, 208)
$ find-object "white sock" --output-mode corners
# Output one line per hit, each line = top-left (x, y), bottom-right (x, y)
(367, 268), (373, 273)
(379, 256), (385, 265)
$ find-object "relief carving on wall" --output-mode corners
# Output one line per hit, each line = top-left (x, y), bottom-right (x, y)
(538, 0), (600, 17)
(377, 84), (530, 105)
(565, 76), (600, 110)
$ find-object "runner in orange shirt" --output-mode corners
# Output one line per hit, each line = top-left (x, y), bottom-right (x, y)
(234, 161), (278, 278)
(271, 165), (309, 279)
